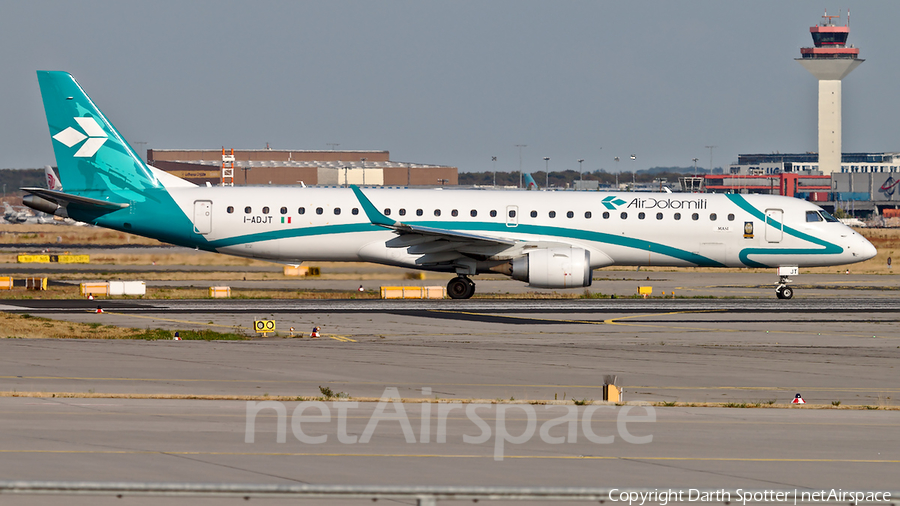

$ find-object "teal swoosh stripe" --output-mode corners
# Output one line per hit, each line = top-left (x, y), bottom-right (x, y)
(207, 223), (383, 249)
(726, 194), (842, 268)
(206, 220), (724, 267)
(413, 221), (724, 267)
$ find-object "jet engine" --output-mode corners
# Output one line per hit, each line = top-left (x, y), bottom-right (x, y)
(509, 247), (592, 289)
(23, 194), (62, 216)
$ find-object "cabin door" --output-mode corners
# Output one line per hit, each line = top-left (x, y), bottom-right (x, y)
(765, 209), (783, 243)
(193, 200), (212, 235)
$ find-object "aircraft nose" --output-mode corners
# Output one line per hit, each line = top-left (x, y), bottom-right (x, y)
(855, 236), (877, 261)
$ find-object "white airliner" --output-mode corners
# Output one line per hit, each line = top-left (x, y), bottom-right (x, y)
(24, 71), (876, 299)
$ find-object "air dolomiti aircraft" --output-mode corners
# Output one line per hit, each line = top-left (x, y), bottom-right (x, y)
(25, 71), (876, 299)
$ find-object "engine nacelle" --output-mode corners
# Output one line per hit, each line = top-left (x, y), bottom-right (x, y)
(510, 247), (592, 289)
(23, 194), (64, 216)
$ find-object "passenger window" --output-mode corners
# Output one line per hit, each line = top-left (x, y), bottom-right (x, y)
(530, 210), (537, 218)
(806, 211), (823, 222)
(508, 210), (516, 218)
(298, 207), (305, 215)
(352, 208), (359, 215)
(334, 208), (341, 215)
(490, 210), (497, 218)
(262, 206), (269, 214)
(728, 213), (735, 221)
(674, 213), (681, 220)
(549, 211), (556, 218)
(316, 207), (323, 215)
(244, 206), (251, 214)
(602, 211), (610, 219)
(566, 211), (574, 218)
(709, 213), (717, 221)
(692, 213), (699, 220)
(584, 211), (592, 219)
(399, 209), (406, 216)
(227, 206), (234, 214)
(656, 212), (663, 220)
(620, 212), (627, 219)
(280, 207), (287, 214)
(451, 209), (458, 217)
(434, 209), (441, 217)
(384, 209), (391, 216)
(638, 212), (645, 220)
(470, 210), (477, 217)
(416, 209), (423, 216)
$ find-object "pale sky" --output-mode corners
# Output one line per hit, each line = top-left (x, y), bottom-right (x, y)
(2, 1), (898, 174)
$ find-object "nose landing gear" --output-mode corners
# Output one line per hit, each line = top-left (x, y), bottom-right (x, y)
(775, 283), (793, 300)
(774, 266), (798, 300)
(447, 276), (476, 299)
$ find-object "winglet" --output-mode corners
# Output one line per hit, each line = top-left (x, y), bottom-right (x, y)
(350, 185), (396, 227)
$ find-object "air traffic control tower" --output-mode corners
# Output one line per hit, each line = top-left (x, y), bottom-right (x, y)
(796, 11), (863, 175)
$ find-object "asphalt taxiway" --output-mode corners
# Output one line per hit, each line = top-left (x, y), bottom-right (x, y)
(1, 275), (899, 496)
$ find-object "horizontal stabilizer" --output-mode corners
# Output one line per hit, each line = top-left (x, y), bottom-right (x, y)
(20, 188), (130, 210)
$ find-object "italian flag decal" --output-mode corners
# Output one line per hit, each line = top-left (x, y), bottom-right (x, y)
(281, 217), (291, 224)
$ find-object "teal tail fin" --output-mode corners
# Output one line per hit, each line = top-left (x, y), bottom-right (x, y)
(37, 71), (159, 201)
(523, 173), (538, 190)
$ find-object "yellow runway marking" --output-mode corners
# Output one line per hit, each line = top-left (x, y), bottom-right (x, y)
(430, 308), (891, 338)
(327, 335), (356, 342)
(601, 310), (728, 330)
(0, 449), (896, 463)
(430, 309), (727, 332)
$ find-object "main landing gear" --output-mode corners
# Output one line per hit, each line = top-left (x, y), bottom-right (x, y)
(447, 276), (476, 299)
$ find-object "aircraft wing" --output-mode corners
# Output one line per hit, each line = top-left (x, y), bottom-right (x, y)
(351, 185), (518, 263)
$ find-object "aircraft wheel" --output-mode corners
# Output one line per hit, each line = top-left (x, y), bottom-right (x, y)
(780, 286), (793, 300)
(448, 277), (474, 299)
(775, 285), (785, 299)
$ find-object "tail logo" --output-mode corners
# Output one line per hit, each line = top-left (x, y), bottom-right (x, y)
(52, 117), (108, 158)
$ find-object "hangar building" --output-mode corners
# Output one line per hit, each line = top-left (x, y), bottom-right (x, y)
(147, 149), (458, 187)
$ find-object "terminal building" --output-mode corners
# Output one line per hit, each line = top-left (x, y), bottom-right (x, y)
(147, 149), (458, 187)
(722, 152), (900, 212)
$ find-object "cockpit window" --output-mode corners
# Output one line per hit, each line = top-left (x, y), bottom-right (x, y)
(819, 210), (840, 223)
(806, 211), (823, 222)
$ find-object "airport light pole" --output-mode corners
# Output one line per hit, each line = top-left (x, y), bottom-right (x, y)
(578, 159), (585, 181)
(614, 156), (619, 189)
(327, 143), (340, 151)
(516, 144), (527, 188)
(705, 145), (717, 173)
(630, 154), (636, 190)
(492, 156), (497, 187)
(361, 158), (366, 186)
(543, 157), (550, 189)
(692, 157), (699, 172)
